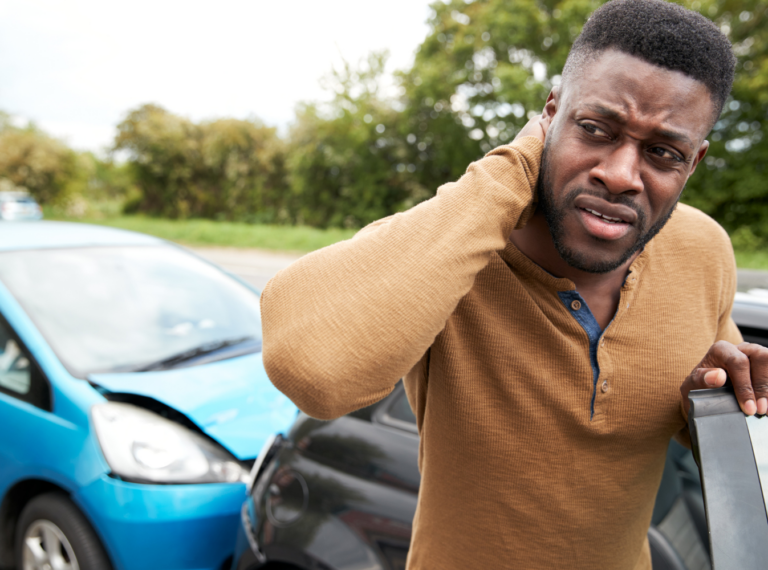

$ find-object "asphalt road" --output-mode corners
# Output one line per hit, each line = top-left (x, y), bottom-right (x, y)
(191, 246), (768, 294)
(191, 247), (302, 291)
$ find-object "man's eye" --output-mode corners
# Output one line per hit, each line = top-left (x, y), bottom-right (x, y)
(580, 123), (608, 137)
(649, 146), (684, 162)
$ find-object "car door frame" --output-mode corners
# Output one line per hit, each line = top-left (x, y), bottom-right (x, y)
(688, 385), (768, 568)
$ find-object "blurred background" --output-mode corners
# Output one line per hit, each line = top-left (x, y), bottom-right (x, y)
(0, 0), (766, 265)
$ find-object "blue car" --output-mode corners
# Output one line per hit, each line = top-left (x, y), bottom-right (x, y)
(0, 221), (297, 570)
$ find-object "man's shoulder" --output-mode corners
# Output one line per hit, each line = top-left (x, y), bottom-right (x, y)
(652, 203), (735, 276)
(659, 203), (732, 251)
(667, 202), (727, 233)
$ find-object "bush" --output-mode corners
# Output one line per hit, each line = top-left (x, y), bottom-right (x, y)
(0, 119), (82, 205)
(114, 104), (288, 221)
(287, 53), (429, 228)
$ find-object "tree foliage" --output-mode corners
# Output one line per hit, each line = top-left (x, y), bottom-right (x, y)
(398, 0), (600, 192)
(287, 52), (430, 228)
(4, 0), (767, 238)
(400, 0), (768, 242)
(114, 104), (287, 221)
(389, 0), (767, 243)
(675, 0), (768, 247)
(0, 114), (83, 205)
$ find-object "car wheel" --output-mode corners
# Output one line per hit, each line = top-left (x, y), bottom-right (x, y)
(15, 493), (112, 570)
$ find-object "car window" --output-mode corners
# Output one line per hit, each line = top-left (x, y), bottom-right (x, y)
(0, 317), (50, 410)
(738, 325), (768, 347)
(0, 245), (263, 377)
(387, 391), (416, 425)
(374, 387), (418, 435)
(0, 337), (30, 394)
(746, 415), (768, 509)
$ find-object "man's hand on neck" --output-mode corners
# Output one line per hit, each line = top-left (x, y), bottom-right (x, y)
(514, 112), (549, 145)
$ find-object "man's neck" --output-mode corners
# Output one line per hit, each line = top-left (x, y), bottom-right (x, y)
(509, 212), (638, 330)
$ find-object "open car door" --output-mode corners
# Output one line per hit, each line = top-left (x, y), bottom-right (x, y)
(688, 385), (768, 569)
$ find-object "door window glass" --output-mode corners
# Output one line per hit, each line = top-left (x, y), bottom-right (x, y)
(746, 416), (768, 509)
(0, 336), (31, 395)
(387, 391), (416, 425)
(0, 317), (50, 410)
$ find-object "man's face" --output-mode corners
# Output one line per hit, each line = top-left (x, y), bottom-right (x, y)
(539, 50), (713, 274)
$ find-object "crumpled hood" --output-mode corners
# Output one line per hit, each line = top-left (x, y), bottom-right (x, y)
(88, 352), (297, 460)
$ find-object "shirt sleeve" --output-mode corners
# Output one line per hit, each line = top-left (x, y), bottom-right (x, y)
(260, 137), (543, 419)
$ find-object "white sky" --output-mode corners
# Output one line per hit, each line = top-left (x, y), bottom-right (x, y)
(0, 0), (434, 152)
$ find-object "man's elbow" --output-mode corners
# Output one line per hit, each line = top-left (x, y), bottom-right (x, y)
(263, 347), (350, 420)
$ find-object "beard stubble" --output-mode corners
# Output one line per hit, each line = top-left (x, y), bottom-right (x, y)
(536, 141), (679, 274)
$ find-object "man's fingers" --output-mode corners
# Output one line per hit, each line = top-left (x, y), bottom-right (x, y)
(681, 368), (726, 418)
(700, 341), (756, 415)
(682, 341), (768, 418)
(739, 342), (768, 415)
(687, 368), (726, 392)
(539, 111), (551, 139)
(701, 368), (727, 388)
(514, 115), (546, 144)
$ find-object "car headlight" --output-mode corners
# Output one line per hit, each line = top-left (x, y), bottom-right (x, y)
(91, 402), (247, 484)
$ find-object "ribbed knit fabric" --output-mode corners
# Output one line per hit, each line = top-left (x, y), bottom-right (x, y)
(260, 136), (742, 569)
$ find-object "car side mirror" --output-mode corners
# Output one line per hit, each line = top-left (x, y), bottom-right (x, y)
(688, 386), (768, 569)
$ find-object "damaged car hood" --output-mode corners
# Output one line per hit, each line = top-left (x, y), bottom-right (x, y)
(89, 352), (297, 460)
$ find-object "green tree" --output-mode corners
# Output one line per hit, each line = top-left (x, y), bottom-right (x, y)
(398, 0), (767, 243)
(287, 52), (428, 228)
(114, 104), (287, 221)
(0, 117), (83, 205)
(399, 0), (601, 193)
(678, 0), (768, 247)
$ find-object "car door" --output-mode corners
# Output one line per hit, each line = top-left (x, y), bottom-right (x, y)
(0, 308), (94, 515)
(0, 312), (56, 489)
(687, 386), (768, 569)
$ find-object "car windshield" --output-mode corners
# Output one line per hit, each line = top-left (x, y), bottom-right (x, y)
(0, 194), (35, 204)
(0, 245), (262, 377)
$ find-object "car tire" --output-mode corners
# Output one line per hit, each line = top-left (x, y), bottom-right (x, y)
(14, 492), (113, 570)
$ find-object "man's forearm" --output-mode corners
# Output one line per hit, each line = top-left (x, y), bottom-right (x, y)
(260, 136), (543, 419)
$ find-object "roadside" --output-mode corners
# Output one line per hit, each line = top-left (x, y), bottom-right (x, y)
(189, 246), (768, 294)
(735, 269), (768, 293)
(190, 246), (301, 290)
(53, 215), (768, 273)
(49, 215), (357, 254)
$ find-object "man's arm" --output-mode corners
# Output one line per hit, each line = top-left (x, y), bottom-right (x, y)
(679, 235), (768, 421)
(261, 134), (544, 420)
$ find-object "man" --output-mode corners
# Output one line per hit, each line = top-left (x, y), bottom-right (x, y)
(261, 1), (768, 568)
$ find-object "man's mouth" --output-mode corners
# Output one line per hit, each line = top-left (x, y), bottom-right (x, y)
(581, 208), (625, 224)
(572, 195), (638, 241)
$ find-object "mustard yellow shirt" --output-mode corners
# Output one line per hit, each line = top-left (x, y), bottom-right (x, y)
(261, 137), (741, 569)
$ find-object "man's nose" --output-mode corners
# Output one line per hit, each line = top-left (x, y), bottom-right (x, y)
(589, 143), (644, 195)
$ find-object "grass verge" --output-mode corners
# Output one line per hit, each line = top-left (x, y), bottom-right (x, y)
(734, 250), (768, 271)
(48, 214), (768, 270)
(49, 216), (357, 253)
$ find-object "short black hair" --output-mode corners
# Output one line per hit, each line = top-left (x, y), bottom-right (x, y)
(563, 0), (735, 119)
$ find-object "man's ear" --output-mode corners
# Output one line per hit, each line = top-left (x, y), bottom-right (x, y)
(687, 140), (710, 179)
(542, 86), (559, 133)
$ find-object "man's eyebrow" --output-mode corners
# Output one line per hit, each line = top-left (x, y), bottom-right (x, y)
(654, 127), (694, 149)
(583, 103), (694, 148)
(585, 103), (626, 123)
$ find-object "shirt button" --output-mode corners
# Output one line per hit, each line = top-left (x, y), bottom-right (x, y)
(570, 300), (581, 311)
(601, 381), (609, 393)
